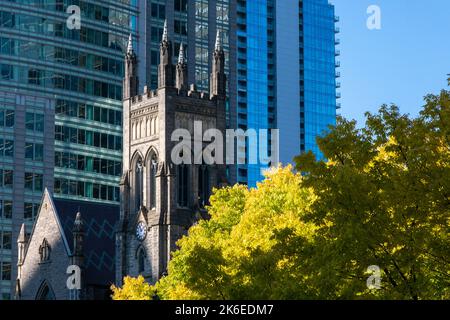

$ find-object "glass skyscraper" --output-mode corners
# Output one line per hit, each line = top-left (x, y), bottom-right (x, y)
(302, 0), (339, 158)
(0, 0), (137, 298)
(235, 0), (339, 187)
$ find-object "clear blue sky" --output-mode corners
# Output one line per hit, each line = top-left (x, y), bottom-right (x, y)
(332, 0), (450, 126)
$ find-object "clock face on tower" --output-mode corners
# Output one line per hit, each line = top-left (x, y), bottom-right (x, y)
(136, 221), (147, 241)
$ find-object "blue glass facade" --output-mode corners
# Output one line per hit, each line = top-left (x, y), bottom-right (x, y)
(302, 0), (338, 158)
(245, 0), (269, 186)
(236, 0), (275, 187)
(235, 0), (338, 187)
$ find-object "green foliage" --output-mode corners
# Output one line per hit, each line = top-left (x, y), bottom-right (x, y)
(295, 89), (450, 300)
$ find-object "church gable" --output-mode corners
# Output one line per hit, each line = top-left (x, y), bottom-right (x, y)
(19, 189), (71, 300)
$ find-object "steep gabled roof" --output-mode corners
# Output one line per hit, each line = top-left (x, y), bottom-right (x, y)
(53, 198), (119, 287)
(24, 189), (119, 288)
(24, 189), (71, 261)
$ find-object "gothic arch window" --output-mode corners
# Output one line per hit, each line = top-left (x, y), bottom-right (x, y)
(198, 164), (210, 208)
(39, 238), (51, 263)
(36, 281), (55, 300)
(138, 248), (145, 274)
(134, 156), (144, 210)
(135, 246), (147, 274)
(177, 163), (189, 207)
(149, 153), (158, 209)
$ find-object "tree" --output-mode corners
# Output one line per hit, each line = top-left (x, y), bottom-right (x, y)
(113, 167), (319, 300)
(156, 166), (320, 299)
(294, 88), (450, 300)
(112, 83), (449, 300)
(111, 276), (156, 300)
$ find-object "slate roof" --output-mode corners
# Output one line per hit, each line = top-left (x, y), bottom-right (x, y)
(53, 199), (119, 287)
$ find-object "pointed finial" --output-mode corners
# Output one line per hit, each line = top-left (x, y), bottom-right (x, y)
(73, 211), (84, 233)
(215, 30), (222, 51)
(127, 33), (133, 54)
(162, 19), (168, 42)
(18, 224), (26, 243)
(178, 43), (186, 64)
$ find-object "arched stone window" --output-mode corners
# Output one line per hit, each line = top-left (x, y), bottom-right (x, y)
(36, 281), (55, 300)
(198, 164), (210, 208)
(177, 164), (189, 207)
(138, 248), (145, 273)
(39, 238), (51, 262)
(136, 246), (146, 274)
(134, 157), (144, 210)
(149, 154), (158, 209)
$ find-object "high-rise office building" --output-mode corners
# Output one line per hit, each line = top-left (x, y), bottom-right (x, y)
(0, 0), (138, 298)
(235, 0), (339, 186)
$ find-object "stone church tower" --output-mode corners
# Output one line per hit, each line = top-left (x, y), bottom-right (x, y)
(116, 23), (227, 285)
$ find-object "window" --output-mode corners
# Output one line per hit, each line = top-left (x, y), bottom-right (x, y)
(39, 238), (51, 262)
(0, 64), (13, 80)
(4, 139), (13, 157)
(0, 139), (14, 158)
(0, 109), (14, 127)
(151, 50), (158, 65)
(174, 0), (187, 12)
(24, 202), (40, 220)
(135, 159), (143, 209)
(28, 69), (42, 85)
(25, 112), (44, 132)
(1, 262), (11, 281)
(1, 231), (12, 250)
(177, 164), (189, 207)
(36, 282), (55, 300)
(0, 169), (13, 188)
(25, 172), (43, 192)
(138, 248), (145, 273)
(0, 200), (13, 219)
(149, 155), (158, 209)
(25, 143), (43, 161)
(198, 165), (210, 207)
(55, 125), (120, 150)
(53, 178), (119, 202)
(174, 19), (187, 35)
